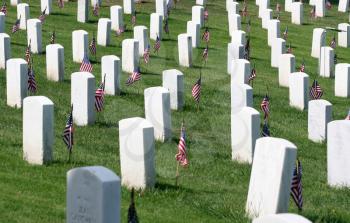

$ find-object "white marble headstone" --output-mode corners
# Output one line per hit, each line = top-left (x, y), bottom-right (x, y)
(6, 58), (27, 108)
(319, 46), (334, 78)
(268, 19), (280, 47)
(134, 25), (149, 56)
(122, 39), (139, 73)
(227, 42), (244, 74)
(338, 23), (350, 48)
(253, 213), (312, 223)
(17, 3), (29, 30)
(46, 44), (64, 82)
(77, 0), (89, 23)
(41, 0), (52, 15)
(231, 83), (253, 112)
(291, 2), (303, 25)
(150, 13), (163, 40)
(308, 99), (332, 143)
(231, 58), (250, 84)
(72, 30), (88, 63)
(101, 55), (121, 95)
(278, 54), (295, 87)
(123, 0), (134, 14)
(311, 28), (326, 58)
(192, 5), (204, 27)
(97, 18), (111, 46)
(178, 34), (192, 67)
(335, 63), (350, 97)
(289, 72), (309, 110)
(187, 21), (200, 48)
(0, 33), (11, 69)
(110, 5), (124, 32)
(162, 69), (184, 110)
(271, 38), (286, 68)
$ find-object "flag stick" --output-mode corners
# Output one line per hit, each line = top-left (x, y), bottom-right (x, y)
(68, 149), (72, 163)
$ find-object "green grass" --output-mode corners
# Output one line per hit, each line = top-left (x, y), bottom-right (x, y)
(0, 0), (350, 222)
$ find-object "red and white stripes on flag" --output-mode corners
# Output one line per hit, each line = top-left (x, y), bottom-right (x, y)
(143, 45), (150, 64)
(89, 37), (97, 55)
(202, 28), (210, 43)
(202, 45), (208, 62)
(28, 64), (37, 93)
(62, 105), (74, 151)
(154, 35), (161, 53)
(204, 7), (209, 20)
(25, 42), (31, 64)
(12, 18), (20, 33)
(126, 68), (141, 86)
(300, 60), (305, 72)
(175, 122), (189, 166)
(1, 2), (7, 15)
(248, 67), (256, 83)
(93, 4), (99, 17)
(192, 75), (202, 103)
(39, 8), (47, 22)
(330, 36), (336, 49)
(80, 56), (93, 72)
(260, 94), (270, 120)
(291, 159), (303, 210)
(116, 25), (126, 36)
(310, 80), (323, 100)
(95, 81), (105, 112)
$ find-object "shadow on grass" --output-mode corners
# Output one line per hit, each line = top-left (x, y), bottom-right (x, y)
(51, 12), (70, 17)
(155, 182), (193, 192)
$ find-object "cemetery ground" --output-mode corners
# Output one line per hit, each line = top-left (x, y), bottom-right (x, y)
(0, 0), (350, 222)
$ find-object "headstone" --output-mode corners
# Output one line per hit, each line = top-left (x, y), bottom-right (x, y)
(227, 1), (238, 14)
(97, 18), (111, 46)
(196, 0), (206, 6)
(162, 69), (184, 110)
(67, 166), (121, 223)
(338, 23), (350, 48)
(91, 0), (101, 7)
(268, 19), (280, 47)
(192, 5), (204, 28)
(253, 213), (312, 223)
(289, 72), (309, 110)
(315, 0), (325, 17)
(258, 0), (270, 18)
(291, 2), (303, 25)
(150, 13), (163, 40)
(311, 28), (326, 58)
(46, 44), (64, 82)
(328, 120), (350, 188)
(71, 72), (95, 126)
(6, 58), (28, 108)
(335, 63), (350, 97)
(228, 13), (241, 36)
(231, 30), (246, 46)
(17, 3), (30, 30)
(187, 21), (200, 48)
(156, 0), (167, 18)
(0, 33), (11, 69)
(27, 19), (42, 54)
(231, 59), (250, 84)
(285, 0), (294, 12)
(271, 38), (286, 68)
(11, 0), (21, 6)
(338, 0), (349, 12)
(144, 87), (172, 142)
(119, 118), (155, 189)
(262, 9), (272, 29)
(319, 46), (334, 78)
(0, 12), (5, 33)
(134, 26), (149, 56)
(41, 0), (52, 15)
(308, 99), (332, 143)
(178, 34), (192, 67)
(123, 0), (134, 14)
(101, 55), (121, 95)
(231, 107), (260, 164)
(227, 42), (244, 74)
(72, 30), (88, 63)
(246, 137), (297, 219)
(23, 96), (54, 165)
(309, 0), (316, 5)
(231, 83), (253, 111)
(278, 54), (295, 87)
(122, 39), (139, 73)
(77, 0), (89, 23)
(110, 5), (124, 32)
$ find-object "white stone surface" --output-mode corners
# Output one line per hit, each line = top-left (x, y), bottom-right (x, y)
(156, 0), (167, 18)
(338, 23), (350, 47)
(144, 87), (172, 142)
(110, 5), (124, 32)
(315, 0), (325, 17)
(6, 58), (27, 108)
(231, 83), (253, 112)
(285, 0), (294, 12)
(327, 120), (350, 188)
(23, 96), (54, 165)
(231, 30), (246, 46)
(338, 0), (349, 12)
(308, 99), (332, 143)
(278, 53), (295, 87)
(178, 33), (192, 67)
(262, 9), (272, 29)
(71, 72), (95, 126)
(77, 0), (89, 23)
(319, 46), (334, 78)
(101, 55), (121, 95)
(268, 19), (280, 47)
(0, 33), (11, 69)
(231, 58), (250, 84)
(271, 38), (285, 68)
(11, 0), (21, 6)
(289, 72), (309, 110)
(119, 117), (155, 189)
(246, 137), (297, 219)
(150, 13), (163, 40)
(253, 214), (312, 223)
(123, 0), (134, 14)
(41, 0), (52, 14)
(91, 0), (101, 6)
(228, 13), (241, 36)
(258, 0), (270, 18)
(231, 107), (260, 164)
(27, 19), (42, 54)
(196, 0), (206, 6)
(309, 0), (316, 5)
(72, 30), (88, 63)
(187, 21), (200, 48)
(227, 1), (238, 14)
(192, 5), (204, 28)
(97, 18), (111, 46)
(335, 63), (350, 97)
(46, 44), (64, 82)
(17, 3), (30, 30)
(122, 39), (139, 73)
(291, 2), (303, 25)
(162, 69), (184, 110)
(311, 28), (326, 58)
(67, 166), (121, 223)
(227, 42), (244, 74)
(0, 12), (5, 33)
(134, 25), (149, 56)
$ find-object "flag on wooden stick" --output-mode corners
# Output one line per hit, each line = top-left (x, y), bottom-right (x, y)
(310, 80), (323, 100)
(202, 27), (210, 43)
(175, 122), (189, 167)
(127, 188), (139, 223)
(62, 105), (74, 152)
(192, 73), (202, 104)
(126, 67), (141, 86)
(291, 159), (303, 211)
(25, 40), (31, 64)
(27, 61), (37, 94)
(299, 59), (305, 72)
(260, 94), (270, 120)
(95, 76), (105, 112)
(143, 44), (150, 64)
(80, 55), (93, 72)
(154, 35), (161, 53)
(89, 34), (97, 55)
(1, 2), (7, 15)
(93, 3), (99, 17)
(12, 17), (20, 33)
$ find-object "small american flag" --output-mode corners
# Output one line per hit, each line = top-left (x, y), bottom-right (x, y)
(126, 67), (141, 86)
(154, 35), (161, 53)
(39, 8), (47, 22)
(93, 3), (99, 17)
(1, 2), (7, 15)
(163, 18), (169, 35)
(300, 59), (305, 72)
(276, 3), (281, 12)
(283, 26), (288, 40)
(95, 80), (105, 112)
(58, 0), (64, 8)
(326, 0), (332, 10)
(27, 64), (37, 94)
(345, 109), (350, 120)
(330, 35), (336, 49)
(244, 37), (250, 60)
(261, 120), (270, 137)
(192, 74), (202, 103)
(291, 159), (303, 211)
(89, 36), (97, 55)
(62, 105), (74, 151)
(50, 31), (56, 44)
(202, 45), (209, 62)
(260, 94), (270, 120)
(287, 43), (292, 54)
(242, 3), (248, 17)
(249, 66), (256, 83)
(143, 44), (150, 64)
(25, 42), (31, 64)
(310, 6), (316, 18)
(116, 25), (126, 36)
(310, 80), (323, 100)
(246, 19), (251, 33)
(131, 11), (136, 26)
(202, 28), (210, 43)
(175, 122), (189, 166)
(204, 7), (209, 21)
(80, 56), (93, 72)
(12, 17), (20, 33)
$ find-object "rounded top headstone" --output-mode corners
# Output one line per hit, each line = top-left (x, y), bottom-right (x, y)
(72, 29), (88, 35)
(119, 117), (153, 130)
(23, 96), (54, 106)
(71, 72), (94, 79)
(144, 86), (170, 95)
(256, 137), (297, 151)
(253, 213), (312, 223)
